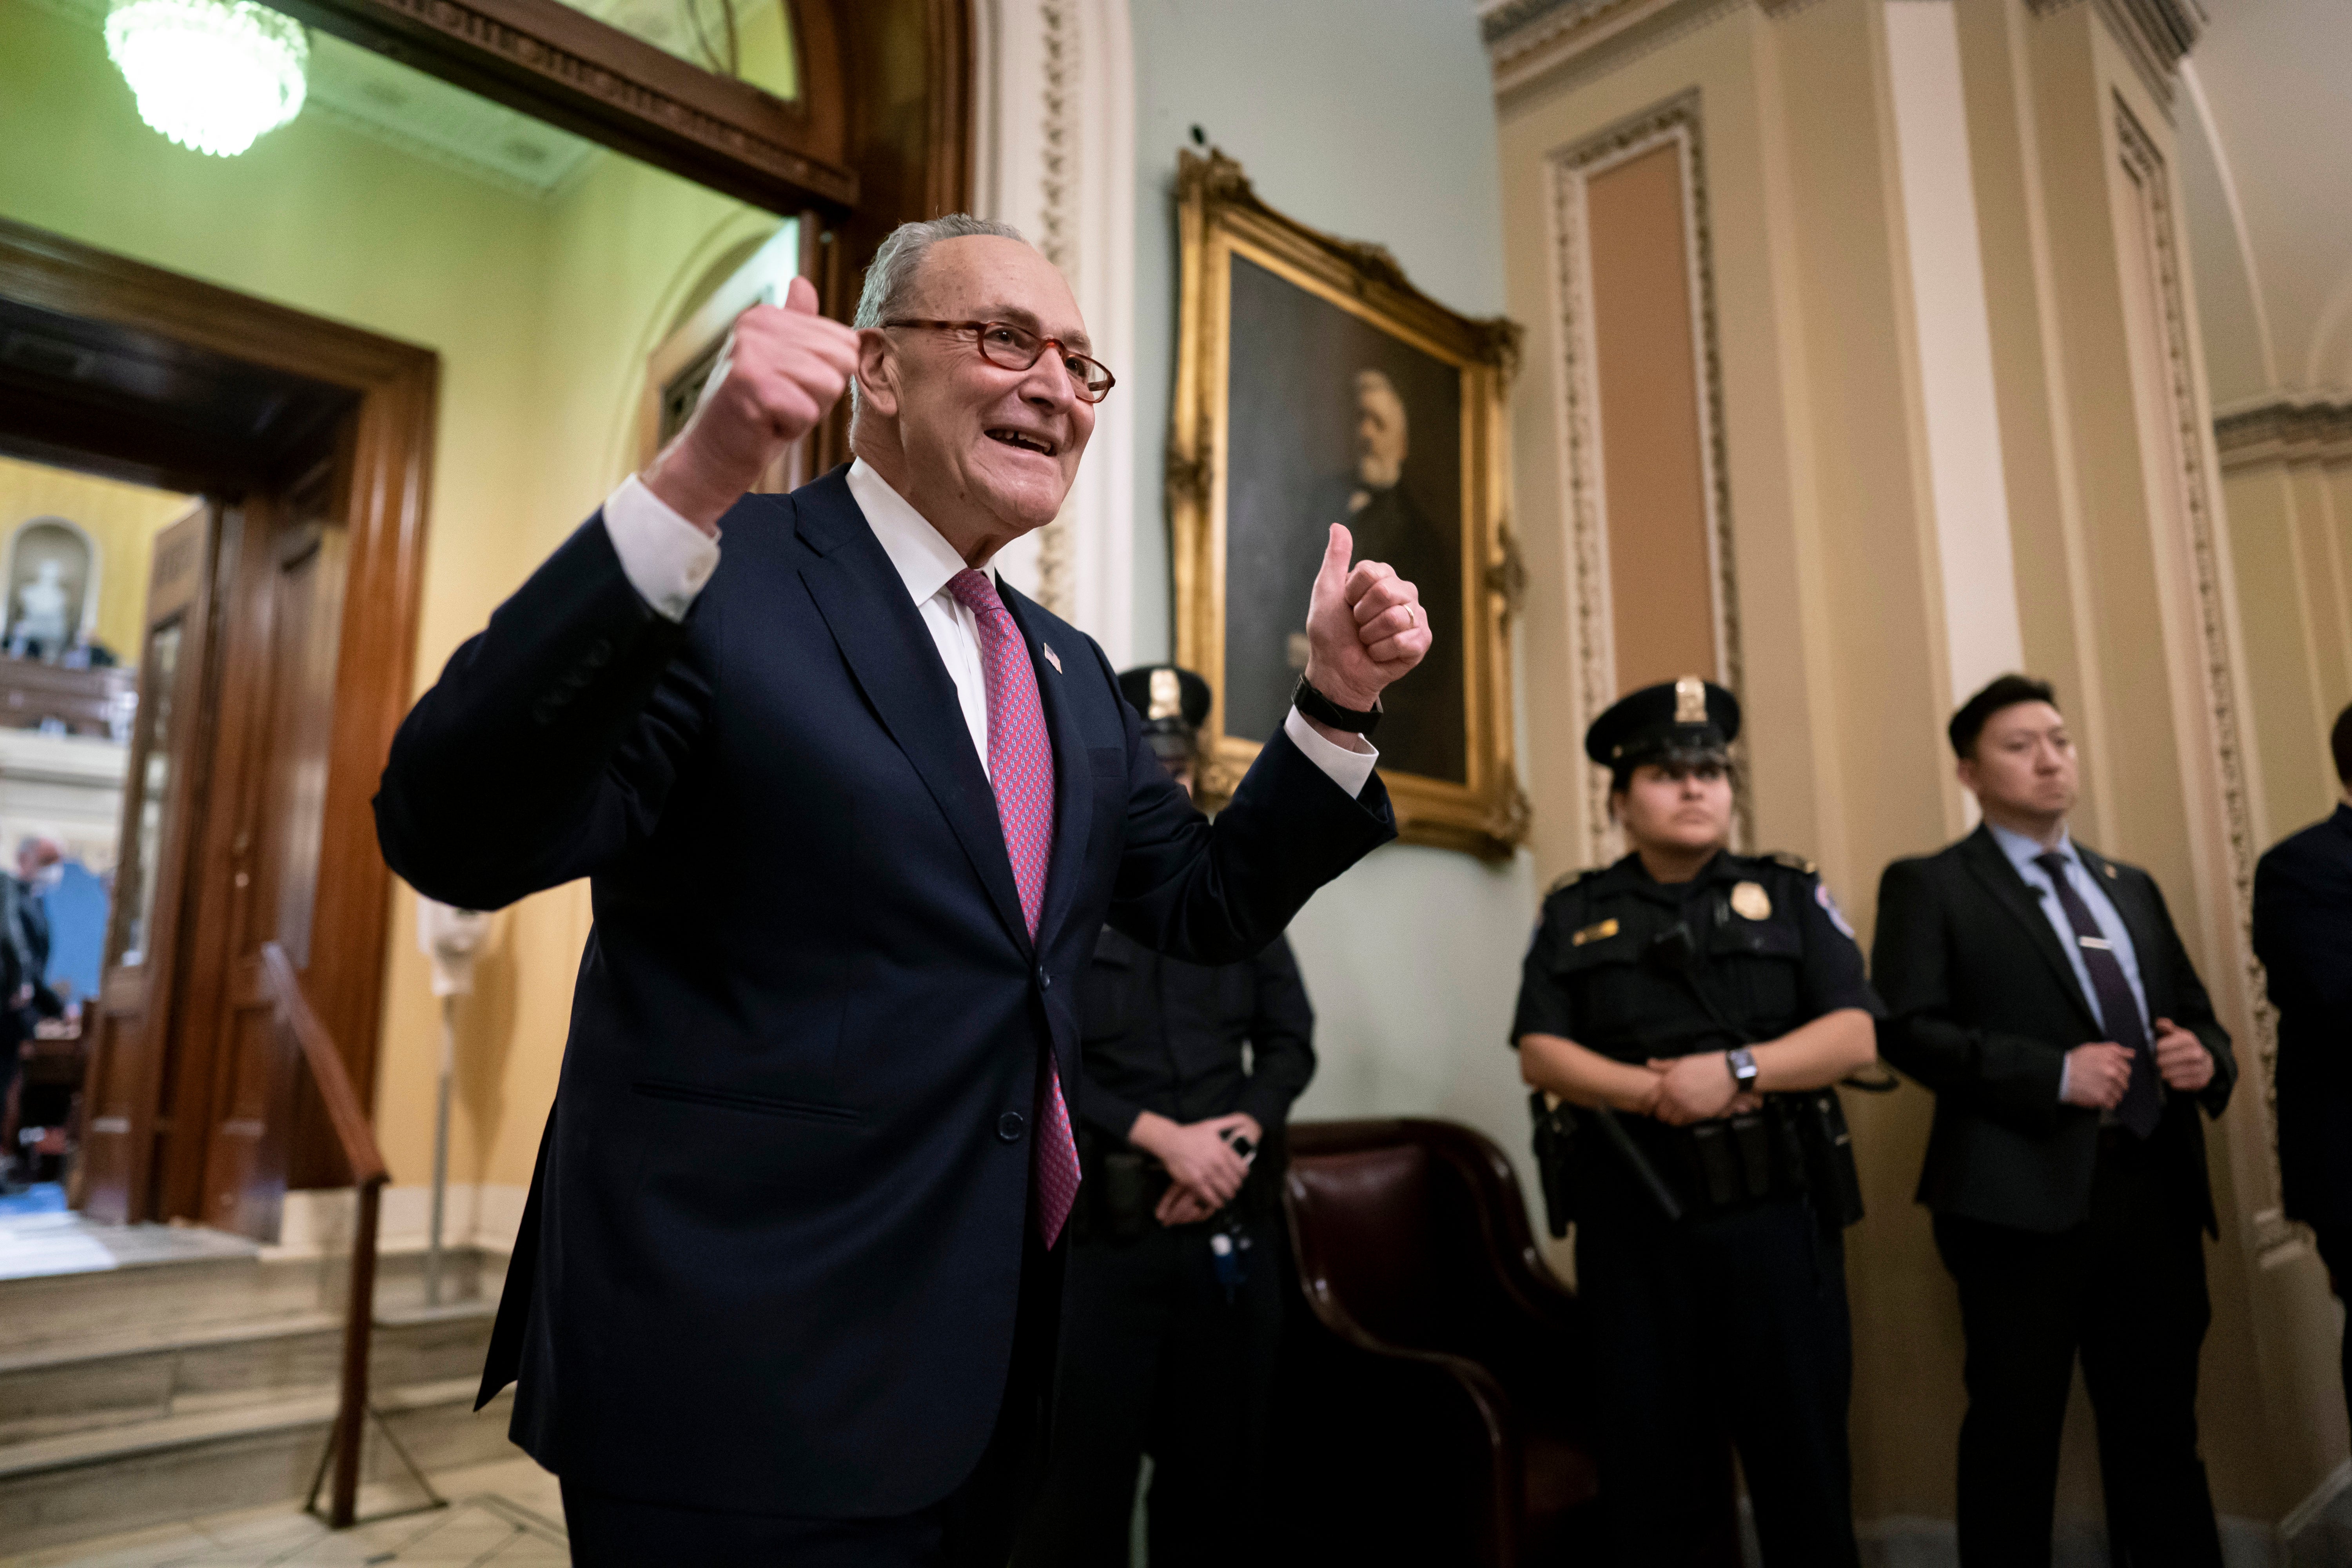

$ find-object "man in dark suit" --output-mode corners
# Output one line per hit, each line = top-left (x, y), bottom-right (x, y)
(1872, 674), (2235, 1568)
(374, 215), (1432, 1566)
(2252, 701), (2352, 1427)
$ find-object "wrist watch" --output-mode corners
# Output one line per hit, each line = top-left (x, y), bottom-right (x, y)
(1727, 1046), (1760, 1098)
(1292, 674), (1381, 735)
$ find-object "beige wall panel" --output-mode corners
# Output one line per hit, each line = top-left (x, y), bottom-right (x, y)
(2223, 466), (2339, 831)
(1759, 0), (1964, 1523)
(1954, 0), (2116, 844)
(1587, 145), (1719, 691)
(1497, 8), (1795, 892)
(2290, 462), (2352, 717)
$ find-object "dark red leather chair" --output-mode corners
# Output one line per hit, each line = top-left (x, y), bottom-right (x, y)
(1266, 1117), (1606, 1564)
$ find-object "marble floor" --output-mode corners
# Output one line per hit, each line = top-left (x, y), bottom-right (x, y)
(0, 1455), (567, 1568)
(0, 1187), (258, 1282)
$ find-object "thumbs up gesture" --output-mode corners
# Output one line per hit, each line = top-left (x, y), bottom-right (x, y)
(1302, 523), (1431, 719)
(642, 274), (862, 534)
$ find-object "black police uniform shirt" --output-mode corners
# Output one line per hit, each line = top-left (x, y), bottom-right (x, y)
(1077, 925), (1315, 1150)
(1512, 849), (1882, 1067)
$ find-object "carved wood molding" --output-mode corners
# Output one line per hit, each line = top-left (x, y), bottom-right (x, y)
(273, 0), (858, 212)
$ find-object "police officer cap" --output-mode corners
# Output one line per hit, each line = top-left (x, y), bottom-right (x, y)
(1585, 675), (1741, 773)
(1118, 665), (1211, 732)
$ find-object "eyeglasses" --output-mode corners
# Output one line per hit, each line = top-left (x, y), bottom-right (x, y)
(881, 319), (1116, 403)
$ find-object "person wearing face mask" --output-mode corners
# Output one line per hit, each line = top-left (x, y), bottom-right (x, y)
(1016, 664), (1313, 1566)
(1872, 674), (2234, 1568)
(1512, 677), (1882, 1568)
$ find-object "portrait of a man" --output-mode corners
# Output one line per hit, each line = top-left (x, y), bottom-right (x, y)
(1221, 257), (1466, 785)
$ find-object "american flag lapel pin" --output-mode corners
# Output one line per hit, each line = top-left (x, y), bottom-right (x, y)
(1042, 642), (1063, 674)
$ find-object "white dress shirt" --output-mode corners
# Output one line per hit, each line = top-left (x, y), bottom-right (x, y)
(599, 464), (1379, 795)
(1985, 822), (2152, 1104)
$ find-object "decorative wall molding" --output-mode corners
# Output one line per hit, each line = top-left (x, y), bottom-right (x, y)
(972, 0), (1136, 661)
(2028, 0), (2203, 113)
(2214, 397), (2352, 471)
(1545, 90), (1743, 866)
(1486, 0), (1747, 102)
(2113, 100), (2285, 1240)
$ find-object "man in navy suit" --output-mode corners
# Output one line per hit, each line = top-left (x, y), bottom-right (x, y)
(373, 215), (1431, 1565)
(2253, 702), (2352, 1428)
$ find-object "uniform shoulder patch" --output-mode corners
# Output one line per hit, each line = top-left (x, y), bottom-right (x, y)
(1764, 850), (1818, 876)
(1544, 866), (1607, 898)
(1815, 880), (1856, 939)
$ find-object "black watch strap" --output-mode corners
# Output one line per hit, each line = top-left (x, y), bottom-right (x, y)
(1292, 675), (1381, 735)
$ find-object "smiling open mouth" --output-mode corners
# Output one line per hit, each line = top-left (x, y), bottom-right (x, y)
(986, 428), (1057, 456)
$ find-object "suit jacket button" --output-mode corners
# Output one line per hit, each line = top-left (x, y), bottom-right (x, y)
(997, 1111), (1026, 1143)
(1037, 969), (1052, 991)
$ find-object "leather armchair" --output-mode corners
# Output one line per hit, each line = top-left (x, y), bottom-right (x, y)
(1266, 1117), (1605, 1564)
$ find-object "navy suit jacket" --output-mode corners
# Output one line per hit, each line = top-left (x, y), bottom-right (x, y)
(2253, 803), (2352, 1233)
(372, 467), (1395, 1516)
(1872, 825), (2234, 1235)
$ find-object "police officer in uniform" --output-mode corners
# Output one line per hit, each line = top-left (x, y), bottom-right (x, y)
(1016, 666), (1315, 1567)
(1513, 678), (1882, 1568)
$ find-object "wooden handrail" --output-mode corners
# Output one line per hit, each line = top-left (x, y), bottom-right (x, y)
(260, 942), (387, 1186)
(258, 940), (385, 1529)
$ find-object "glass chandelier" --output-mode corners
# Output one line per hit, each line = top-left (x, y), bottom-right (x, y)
(104, 0), (309, 158)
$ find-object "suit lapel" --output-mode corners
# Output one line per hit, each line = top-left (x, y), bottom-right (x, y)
(1958, 824), (2101, 1033)
(1000, 583), (1094, 951)
(793, 474), (1032, 955)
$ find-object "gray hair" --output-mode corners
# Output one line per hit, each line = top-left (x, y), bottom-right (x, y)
(853, 213), (1028, 330)
(849, 214), (1026, 422)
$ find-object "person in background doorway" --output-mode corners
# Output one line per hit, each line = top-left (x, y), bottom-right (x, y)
(2252, 701), (2352, 1430)
(0, 835), (57, 1191)
(1873, 674), (2234, 1568)
(1513, 677), (1880, 1568)
(1015, 664), (1314, 1567)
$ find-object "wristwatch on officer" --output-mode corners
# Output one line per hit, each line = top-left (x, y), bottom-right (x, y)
(1727, 1046), (1760, 1098)
(1292, 675), (1381, 736)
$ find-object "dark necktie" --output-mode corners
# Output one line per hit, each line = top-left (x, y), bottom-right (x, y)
(946, 569), (1083, 1246)
(2033, 852), (2161, 1138)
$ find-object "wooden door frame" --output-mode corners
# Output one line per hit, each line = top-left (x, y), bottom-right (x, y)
(262, 0), (974, 225)
(0, 218), (437, 1174)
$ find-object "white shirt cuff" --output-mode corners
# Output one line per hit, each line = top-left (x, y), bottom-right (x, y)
(603, 475), (720, 622)
(1283, 706), (1379, 799)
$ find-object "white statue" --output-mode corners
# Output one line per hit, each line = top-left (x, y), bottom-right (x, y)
(14, 560), (69, 652)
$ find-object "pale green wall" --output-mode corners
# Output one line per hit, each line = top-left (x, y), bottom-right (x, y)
(0, 1), (781, 1191)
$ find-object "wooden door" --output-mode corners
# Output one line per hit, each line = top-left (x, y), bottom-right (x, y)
(70, 504), (220, 1224)
(175, 455), (351, 1238)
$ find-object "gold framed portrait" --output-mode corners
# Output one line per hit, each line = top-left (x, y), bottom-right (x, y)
(1169, 149), (1528, 859)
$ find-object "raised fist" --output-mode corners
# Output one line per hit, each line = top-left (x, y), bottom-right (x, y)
(642, 274), (862, 533)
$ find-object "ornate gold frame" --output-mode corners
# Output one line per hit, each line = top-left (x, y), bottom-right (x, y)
(1169, 149), (1528, 859)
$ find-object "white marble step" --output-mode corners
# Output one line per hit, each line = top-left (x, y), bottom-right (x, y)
(0, 1376), (521, 1554)
(0, 1298), (498, 1446)
(0, 1230), (495, 1364)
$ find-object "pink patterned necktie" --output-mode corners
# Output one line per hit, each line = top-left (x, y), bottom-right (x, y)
(946, 568), (1083, 1247)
